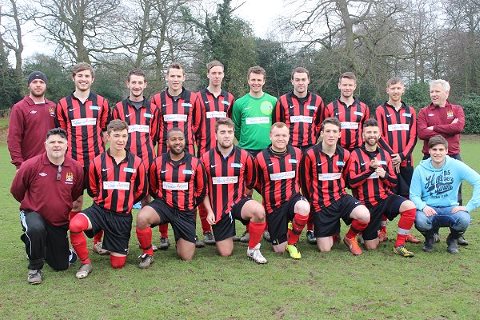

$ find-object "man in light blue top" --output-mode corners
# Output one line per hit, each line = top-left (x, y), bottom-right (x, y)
(410, 135), (480, 254)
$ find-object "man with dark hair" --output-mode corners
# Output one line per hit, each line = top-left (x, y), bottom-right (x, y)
(56, 62), (110, 255)
(150, 62), (202, 249)
(11, 128), (84, 284)
(135, 128), (207, 266)
(69, 120), (147, 278)
(8, 71), (56, 171)
(300, 117), (370, 256)
(194, 60), (235, 246)
(254, 122), (310, 259)
(375, 77), (420, 244)
(202, 118), (268, 264)
(347, 119), (417, 257)
(411, 135), (480, 254)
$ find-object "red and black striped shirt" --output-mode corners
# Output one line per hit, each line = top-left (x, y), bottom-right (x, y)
(112, 98), (159, 165)
(375, 102), (417, 166)
(195, 88), (235, 156)
(254, 146), (302, 214)
(299, 144), (350, 212)
(347, 145), (397, 207)
(273, 92), (325, 148)
(56, 92), (110, 167)
(151, 88), (201, 156)
(87, 149), (147, 214)
(324, 99), (370, 151)
(201, 146), (256, 222)
(149, 152), (206, 212)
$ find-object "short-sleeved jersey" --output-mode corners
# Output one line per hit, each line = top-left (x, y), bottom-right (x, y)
(149, 152), (206, 212)
(324, 99), (370, 151)
(10, 153), (84, 226)
(254, 146), (302, 214)
(375, 102), (417, 166)
(56, 92), (110, 167)
(87, 149), (147, 214)
(273, 92), (325, 148)
(347, 145), (397, 207)
(201, 146), (256, 222)
(299, 144), (350, 212)
(150, 88), (201, 155)
(112, 98), (159, 165)
(195, 88), (235, 156)
(231, 93), (277, 151)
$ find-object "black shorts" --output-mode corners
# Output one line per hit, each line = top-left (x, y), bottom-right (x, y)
(362, 194), (405, 241)
(267, 194), (306, 245)
(83, 204), (132, 255)
(313, 194), (361, 238)
(393, 166), (413, 198)
(212, 197), (251, 242)
(148, 199), (196, 243)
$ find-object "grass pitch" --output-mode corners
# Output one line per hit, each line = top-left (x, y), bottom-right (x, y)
(1, 137), (480, 319)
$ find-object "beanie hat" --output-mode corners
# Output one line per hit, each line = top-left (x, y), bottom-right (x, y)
(28, 71), (48, 85)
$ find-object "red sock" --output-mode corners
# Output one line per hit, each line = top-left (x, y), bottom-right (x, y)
(380, 215), (387, 233)
(93, 230), (103, 244)
(198, 204), (211, 234)
(395, 208), (416, 247)
(159, 223), (169, 238)
(346, 219), (368, 239)
(110, 255), (127, 269)
(248, 221), (266, 249)
(288, 213), (309, 245)
(136, 227), (154, 255)
(69, 213), (91, 264)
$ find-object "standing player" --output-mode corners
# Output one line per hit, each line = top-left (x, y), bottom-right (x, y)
(111, 69), (158, 218)
(56, 62), (110, 255)
(150, 62), (202, 249)
(230, 66), (276, 242)
(8, 71), (55, 170)
(69, 120), (147, 278)
(347, 119), (417, 257)
(273, 67), (325, 243)
(254, 122), (310, 259)
(135, 128), (207, 266)
(231, 66), (277, 157)
(11, 128), (84, 284)
(299, 117), (370, 255)
(273, 66), (325, 150)
(375, 77), (420, 243)
(202, 118), (268, 264)
(417, 79), (467, 245)
(318, 72), (370, 245)
(194, 60), (235, 246)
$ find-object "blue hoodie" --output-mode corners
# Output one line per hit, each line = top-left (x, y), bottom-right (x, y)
(410, 156), (480, 212)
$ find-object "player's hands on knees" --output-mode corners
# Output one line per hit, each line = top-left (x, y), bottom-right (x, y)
(451, 206), (467, 214)
(423, 205), (437, 216)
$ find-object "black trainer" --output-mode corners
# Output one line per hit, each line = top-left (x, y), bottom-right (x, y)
(446, 233), (459, 254)
(422, 231), (435, 252)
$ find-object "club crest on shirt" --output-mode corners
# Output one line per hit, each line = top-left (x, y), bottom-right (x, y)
(49, 106), (55, 116)
(65, 172), (74, 184)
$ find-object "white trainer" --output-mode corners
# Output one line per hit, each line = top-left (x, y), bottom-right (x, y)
(247, 243), (267, 264)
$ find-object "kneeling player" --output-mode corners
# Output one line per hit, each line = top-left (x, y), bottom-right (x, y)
(136, 128), (207, 266)
(69, 120), (147, 278)
(202, 118), (268, 264)
(255, 122), (309, 259)
(300, 117), (370, 255)
(347, 119), (416, 257)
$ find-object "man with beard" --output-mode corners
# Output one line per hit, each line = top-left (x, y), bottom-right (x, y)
(8, 71), (56, 171)
(201, 118), (268, 264)
(56, 63), (110, 255)
(347, 119), (417, 257)
(69, 120), (147, 278)
(300, 117), (370, 255)
(254, 122), (310, 259)
(375, 77), (420, 244)
(135, 128), (207, 266)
